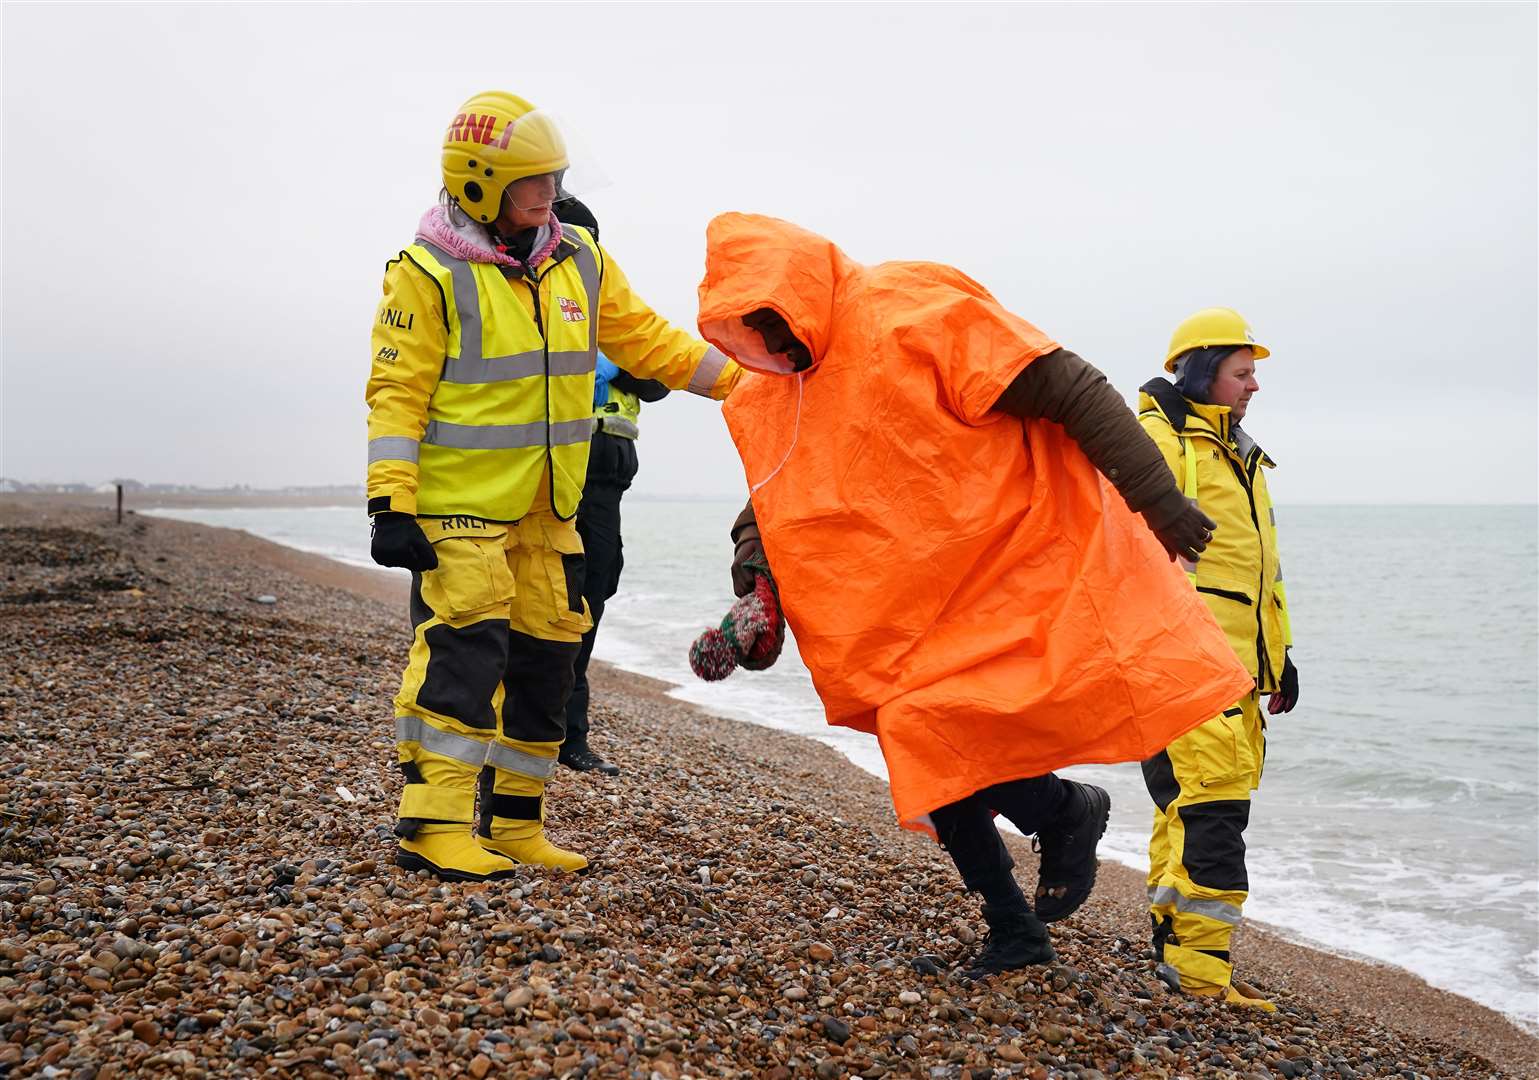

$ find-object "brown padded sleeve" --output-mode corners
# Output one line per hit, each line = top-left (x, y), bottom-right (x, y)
(731, 500), (759, 546)
(994, 348), (1185, 522)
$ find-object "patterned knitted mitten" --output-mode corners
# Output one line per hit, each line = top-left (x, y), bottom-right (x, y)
(689, 573), (785, 681)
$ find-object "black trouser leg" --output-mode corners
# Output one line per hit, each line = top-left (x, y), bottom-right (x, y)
(931, 774), (1074, 910)
(932, 792), (1027, 910)
(477, 630), (581, 836)
(498, 629), (580, 746)
(981, 774), (1074, 836)
(565, 605), (603, 746)
(564, 486), (624, 747)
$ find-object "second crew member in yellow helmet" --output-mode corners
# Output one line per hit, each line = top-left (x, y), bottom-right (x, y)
(365, 91), (740, 881)
(1137, 307), (1299, 1011)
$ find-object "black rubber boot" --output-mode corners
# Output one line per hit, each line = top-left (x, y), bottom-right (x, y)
(960, 903), (1055, 979)
(1033, 781), (1111, 922)
(558, 741), (621, 776)
(1151, 912), (1177, 960)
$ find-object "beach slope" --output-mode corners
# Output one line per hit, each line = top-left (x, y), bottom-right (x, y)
(1, 499), (1533, 1078)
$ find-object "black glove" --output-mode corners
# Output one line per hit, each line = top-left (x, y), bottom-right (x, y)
(1141, 491), (1218, 563)
(370, 511), (438, 572)
(1268, 651), (1299, 715)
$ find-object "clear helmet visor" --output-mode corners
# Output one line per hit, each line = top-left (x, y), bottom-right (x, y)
(500, 111), (609, 211)
(502, 171), (563, 212)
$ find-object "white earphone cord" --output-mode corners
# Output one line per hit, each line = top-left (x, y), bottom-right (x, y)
(748, 371), (805, 495)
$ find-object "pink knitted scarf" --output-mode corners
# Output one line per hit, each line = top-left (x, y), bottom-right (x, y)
(415, 205), (565, 269)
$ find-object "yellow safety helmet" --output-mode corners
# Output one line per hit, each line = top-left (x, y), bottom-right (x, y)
(1164, 307), (1270, 372)
(442, 91), (568, 224)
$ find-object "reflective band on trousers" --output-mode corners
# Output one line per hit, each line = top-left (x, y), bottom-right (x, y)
(1148, 885), (1243, 925)
(394, 715), (487, 767)
(687, 346), (730, 396)
(485, 741), (558, 780)
(423, 417), (596, 451)
(442, 349), (595, 384)
(369, 436), (421, 464)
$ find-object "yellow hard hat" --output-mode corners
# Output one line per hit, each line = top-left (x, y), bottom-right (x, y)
(1164, 307), (1270, 372)
(442, 91), (568, 224)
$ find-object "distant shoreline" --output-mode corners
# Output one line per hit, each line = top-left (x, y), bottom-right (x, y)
(1, 491), (365, 511)
(0, 491), (750, 512)
(4, 491), (1533, 513)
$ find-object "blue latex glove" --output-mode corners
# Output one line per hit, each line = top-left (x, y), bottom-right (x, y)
(593, 354), (619, 408)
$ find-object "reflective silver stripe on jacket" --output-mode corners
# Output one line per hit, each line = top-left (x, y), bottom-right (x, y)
(485, 741), (558, 780)
(559, 227), (602, 357)
(1148, 885), (1243, 925)
(368, 436), (421, 464)
(423, 417), (596, 451)
(417, 236), (599, 398)
(394, 716), (488, 766)
(443, 349), (541, 383)
(599, 416), (639, 439)
(566, 234), (602, 356)
(442, 349), (596, 384)
(686, 346), (730, 396)
(418, 241), (485, 364)
(552, 417), (597, 445)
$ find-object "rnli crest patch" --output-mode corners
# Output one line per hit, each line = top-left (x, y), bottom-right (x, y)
(557, 297), (586, 323)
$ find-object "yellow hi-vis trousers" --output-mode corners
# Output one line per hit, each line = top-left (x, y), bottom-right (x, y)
(1141, 690), (1265, 993)
(391, 510), (592, 838)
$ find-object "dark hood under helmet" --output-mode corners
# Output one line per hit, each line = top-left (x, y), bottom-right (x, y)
(1171, 345), (1240, 403)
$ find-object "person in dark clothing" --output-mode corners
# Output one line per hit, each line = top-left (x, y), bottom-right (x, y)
(551, 196), (673, 775)
(560, 355), (669, 775)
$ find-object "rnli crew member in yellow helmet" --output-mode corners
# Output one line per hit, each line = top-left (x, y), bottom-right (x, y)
(365, 92), (740, 881)
(1137, 307), (1298, 1010)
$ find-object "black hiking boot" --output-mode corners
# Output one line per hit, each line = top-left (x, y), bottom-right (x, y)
(1032, 781), (1111, 922)
(558, 742), (620, 776)
(959, 904), (1055, 980)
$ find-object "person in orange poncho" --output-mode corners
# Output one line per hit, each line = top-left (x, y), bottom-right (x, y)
(698, 214), (1254, 977)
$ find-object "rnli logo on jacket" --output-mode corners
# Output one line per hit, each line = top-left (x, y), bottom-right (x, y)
(557, 297), (586, 323)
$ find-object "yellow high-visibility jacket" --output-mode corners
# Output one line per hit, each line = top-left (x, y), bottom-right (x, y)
(1138, 379), (1292, 692)
(366, 217), (738, 522)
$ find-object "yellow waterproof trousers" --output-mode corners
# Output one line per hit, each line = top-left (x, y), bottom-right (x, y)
(1141, 690), (1264, 993)
(392, 510), (592, 838)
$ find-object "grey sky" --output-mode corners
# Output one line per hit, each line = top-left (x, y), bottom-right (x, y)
(3, 3), (1535, 504)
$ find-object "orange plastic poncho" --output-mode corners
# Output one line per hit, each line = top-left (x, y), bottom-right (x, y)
(698, 213), (1253, 832)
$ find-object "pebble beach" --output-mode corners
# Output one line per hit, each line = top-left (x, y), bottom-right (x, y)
(2, 499), (1535, 1080)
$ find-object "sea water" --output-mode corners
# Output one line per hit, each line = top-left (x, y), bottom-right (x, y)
(146, 501), (1539, 1030)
